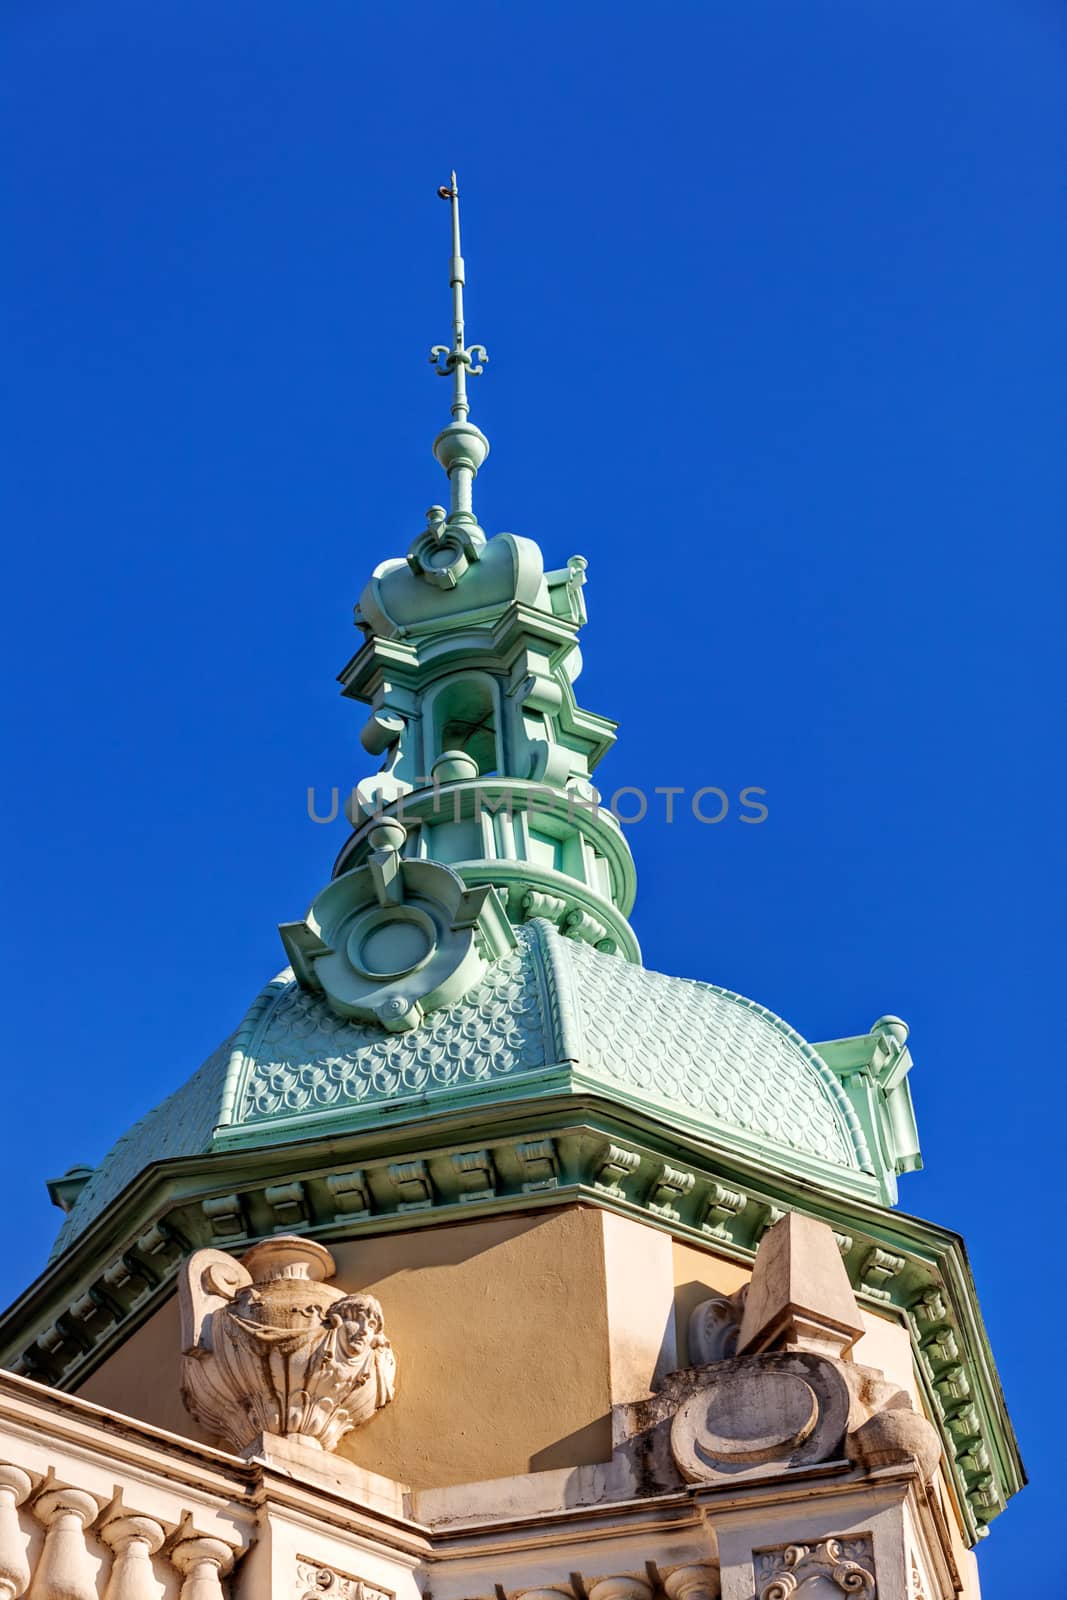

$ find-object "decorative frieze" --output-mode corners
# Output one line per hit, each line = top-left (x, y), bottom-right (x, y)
(99, 1255), (153, 1310)
(752, 1204), (785, 1243)
(201, 1196), (245, 1242)
(946, 1404), (981, 1444)
(857, 1247), (905, 1300)
(385, 1160), (433, 1212)
(133, 1222), (186, 1271)
(922, 1328), (959, 1368)
(514, 1138), (558, 1191)
(265, 1182), (308, 1231)
(520, 891), (568, 924)
(296, 1555), (394, 1600)
(65, 1291), (115, 1345)
(910, 1288), (947, 1326)
(326, 1170), (372, 1221)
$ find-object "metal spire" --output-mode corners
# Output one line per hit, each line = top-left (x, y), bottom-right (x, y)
(430, 172), (487, 424)
(427, 173), (490, 533)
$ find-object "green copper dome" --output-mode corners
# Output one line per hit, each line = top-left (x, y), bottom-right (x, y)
(51, 919), (917, 1256)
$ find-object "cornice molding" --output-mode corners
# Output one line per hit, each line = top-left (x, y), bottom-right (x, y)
(0, 1100), (1022, 1549)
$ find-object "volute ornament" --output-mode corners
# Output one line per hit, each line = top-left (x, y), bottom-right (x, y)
(179, 1236), (395, 1454)
(755, 1538), (876, 1599)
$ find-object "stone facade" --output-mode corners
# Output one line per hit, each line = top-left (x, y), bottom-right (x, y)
(0, 1212), (976, 1599)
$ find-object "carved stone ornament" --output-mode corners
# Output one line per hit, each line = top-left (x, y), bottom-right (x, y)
(179, 1236), (396, 1454)
(670, 1350), (852, 1482)
(297, 1554), (395, 1600)
(688, 1285), (747, 1364)
(754, 1537), (876, 1598)
(279, 818), (515, 1031)
(666, 1216), (942, 1489)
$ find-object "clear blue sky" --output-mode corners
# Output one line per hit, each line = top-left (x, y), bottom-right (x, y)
(2, 3), (1063, 1589)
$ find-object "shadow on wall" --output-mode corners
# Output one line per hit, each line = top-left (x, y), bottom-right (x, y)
(530, 1415), (613, 1474)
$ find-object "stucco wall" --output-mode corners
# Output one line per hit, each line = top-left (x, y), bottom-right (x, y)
(328, 1207), (613, 1485)
(77, 1205), (615, 1488)
(75, 1198), (974, 1576)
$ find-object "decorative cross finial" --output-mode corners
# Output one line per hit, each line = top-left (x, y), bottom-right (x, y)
(430, 172), (487, 425)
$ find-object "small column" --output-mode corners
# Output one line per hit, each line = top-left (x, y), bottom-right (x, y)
(587, 1579), (654, 1600)
(168, 1533), (235, 1600)
(29, 1486), (100, 1600)
(101, 1514), (166, 1600)
(0, 1466), (34, 1600)
(664, 1567), (721, 1600)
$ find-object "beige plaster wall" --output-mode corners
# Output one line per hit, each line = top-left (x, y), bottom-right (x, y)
(78, 1293), (210, 1444)
(329, 1207), (612, 1486)
(77, 1208), (960, 1529)
(78, 1206), (614, 1490)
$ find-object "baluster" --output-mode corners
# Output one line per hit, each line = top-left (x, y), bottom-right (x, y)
(587, 1579), (654, 1600)
(101, 1515), (165, 1600)
(29, 1486), (100, 1600)
(0, 1467), (34, 1600)
(664, 1566), (721, 1600)
(168, 1535), (234, 1600)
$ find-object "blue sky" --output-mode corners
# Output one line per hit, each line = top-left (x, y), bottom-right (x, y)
(2, 2), (1064, 1588)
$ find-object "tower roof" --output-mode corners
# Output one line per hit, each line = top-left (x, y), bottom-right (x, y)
(50, 920), (920, 1258)
(45, 173), (923, 1246)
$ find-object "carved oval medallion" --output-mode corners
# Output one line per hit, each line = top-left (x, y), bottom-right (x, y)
(692, 1369), (818, 1465)
(669, 1352), (851, 1483)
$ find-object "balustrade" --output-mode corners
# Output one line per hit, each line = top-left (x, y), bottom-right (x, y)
(0, 1461), (246, 1600)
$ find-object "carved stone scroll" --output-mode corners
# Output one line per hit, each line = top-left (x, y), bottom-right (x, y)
(179, 1235), (396, 1454)
(688, 1286), (746, 1364)
(755, 1537), (876, 1598)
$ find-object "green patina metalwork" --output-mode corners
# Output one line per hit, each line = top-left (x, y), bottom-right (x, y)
(51, 921), (914, 1264)
(333, 174), (637, 961)
(13, 176), (1022, 1550)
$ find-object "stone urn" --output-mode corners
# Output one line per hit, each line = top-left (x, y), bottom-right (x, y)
(179, 1235), (396, 1455)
